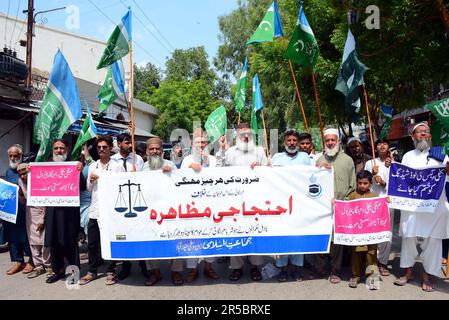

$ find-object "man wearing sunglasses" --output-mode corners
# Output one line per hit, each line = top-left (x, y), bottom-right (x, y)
(79, 135), (124, 286)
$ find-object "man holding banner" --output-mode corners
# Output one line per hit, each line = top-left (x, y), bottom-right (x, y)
(314, 128), (356, 284)
(216, 123), (267, 282)
(393, 122), (449, 292)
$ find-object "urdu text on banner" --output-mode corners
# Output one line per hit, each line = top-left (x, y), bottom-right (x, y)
(387, 162), (446, 212)
(27, 162), (80, 207)
(98, 165), (334, 260)
(0, 178), (19, 224)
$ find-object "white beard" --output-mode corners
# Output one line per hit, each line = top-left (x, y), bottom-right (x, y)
(148, 155), (163, 170)
(9, 159), (21, 169)
(284, 143), (299, 155)
(236, 139), (255, 153)
(414, 139), (432, 152)
(53, 153), (67, 162)
(325, 144), (340, 157)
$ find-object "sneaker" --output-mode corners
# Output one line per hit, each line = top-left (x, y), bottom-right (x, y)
(27, 267), (46, 279)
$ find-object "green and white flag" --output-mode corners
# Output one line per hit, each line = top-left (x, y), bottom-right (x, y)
(97, 8), (131, 69)
(205, 105), (227, 144)
(246, 1), (283, 45)
(234, 57), (248, 114)
(284, 4), (319, 67)
(97, 60), (125, 113)
(426, 97), (449, 131)
(71, 101), (98, 160)
(335, 29), (368, 117)
(33, 50), (82, 161)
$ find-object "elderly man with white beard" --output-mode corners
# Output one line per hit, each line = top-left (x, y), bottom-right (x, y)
(142, 137), (184, 286)
(393, 122), (449, 292)
(216, 122), (268, 282)
(313, 128), (356, 284)
(271, 129), (311, 282)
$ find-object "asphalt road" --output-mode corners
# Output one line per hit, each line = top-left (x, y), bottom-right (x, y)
(1, 213), (449, 301)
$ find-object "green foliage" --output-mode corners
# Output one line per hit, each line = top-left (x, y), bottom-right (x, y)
(215, 0), (449, 138)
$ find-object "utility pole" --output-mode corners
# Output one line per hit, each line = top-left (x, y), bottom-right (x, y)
(25, 0), (34, 88)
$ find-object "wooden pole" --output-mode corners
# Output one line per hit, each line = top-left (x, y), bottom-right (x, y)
(261, 109), (270, 158)
(238, 112), (241, 126)
(311, 71), (325, 150)
(281, 37), (309, 133)
(129, 41), (136, 172)
(363, 85), (376, 167)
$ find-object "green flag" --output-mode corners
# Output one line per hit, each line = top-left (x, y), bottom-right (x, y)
(205, 105), (227, 144)
(246, 1), (283, 45)
(97, 60), (125, 113)
(234, 57), (248, 114)
(71, 101), (98, 160)
(430, 119), (449, 154)
(33, 50), (82, 161)
(426, 97), (449, 131)
(284, 5), (319, 67)
(335, 29), (368, 118)
(379, 105), (394, 139)
(97, 9), (131, 69)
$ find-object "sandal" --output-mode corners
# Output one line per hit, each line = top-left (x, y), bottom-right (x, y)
(79, 272), (97, 285)
(105, 273), (117, 286)
(229, 268), (243, 281)
(394, 275), (413, 286)
(250, 267), (262, 281)
(186, 269), (199, 283)
(348, 276), (360, 288)
(329, 273), (341, 284)
(171, 272), (184, 286)
(144, 272), (162, 286)
(422, 274), (434, 292)
(204, 268), (220, 280)
(378, 264), (390, 277)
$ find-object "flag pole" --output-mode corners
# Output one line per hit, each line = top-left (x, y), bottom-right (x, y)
(238, 112), (241, 126)
(281, 37), (309, 133)
(363, 84), (376, 167)
(129, 40), (136, 172)
(311, 70), (325, 150)
(261, 109), (270, 158)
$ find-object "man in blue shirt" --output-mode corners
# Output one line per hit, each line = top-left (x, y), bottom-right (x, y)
(271, 129), (311, 282)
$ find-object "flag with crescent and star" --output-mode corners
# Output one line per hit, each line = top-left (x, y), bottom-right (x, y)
(234, 56), (248, 114)
(284, 3), (319, 67)
(246, 0), (283, 45)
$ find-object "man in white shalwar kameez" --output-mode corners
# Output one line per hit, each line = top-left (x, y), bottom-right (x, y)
(393, 122), (449, 292)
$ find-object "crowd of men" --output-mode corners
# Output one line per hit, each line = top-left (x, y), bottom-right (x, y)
(1, 121), (449, 293)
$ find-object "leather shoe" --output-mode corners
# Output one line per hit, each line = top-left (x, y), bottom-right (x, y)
(46, 273), (65, 284)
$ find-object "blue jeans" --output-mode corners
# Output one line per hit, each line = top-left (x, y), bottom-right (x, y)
(9, 241), (31, 263)
(276, 254), (304, 268)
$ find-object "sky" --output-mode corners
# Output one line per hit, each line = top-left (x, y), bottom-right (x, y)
(0, 0), (239, 71)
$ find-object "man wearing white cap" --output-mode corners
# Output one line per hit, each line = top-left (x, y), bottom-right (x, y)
(393, 122), (449, 292)
(314, 128), (356, 284)
(346, 137), (372, 174)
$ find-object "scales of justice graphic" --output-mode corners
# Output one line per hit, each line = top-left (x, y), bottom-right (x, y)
(114, 180), (148, 217)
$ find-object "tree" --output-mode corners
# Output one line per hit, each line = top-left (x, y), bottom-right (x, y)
(134, 62), (162, 99)
(214, 0), (449, 140)
(165, 47), (216, 83)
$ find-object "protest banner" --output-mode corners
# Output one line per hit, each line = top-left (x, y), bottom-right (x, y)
(99, 165), (334, 260)
(387, 162), (446, 212)
(27, 162), (80, 207)
(334, 196), (391, 245)
(0, 179), (19, 224)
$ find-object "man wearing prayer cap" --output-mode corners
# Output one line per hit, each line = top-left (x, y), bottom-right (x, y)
(346, 136), (372, 174)
(393, 121), (449, 292)
(313, 128), (356, 284)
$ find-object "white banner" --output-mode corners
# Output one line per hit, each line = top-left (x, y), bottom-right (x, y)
(99, 165), (334, 260)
